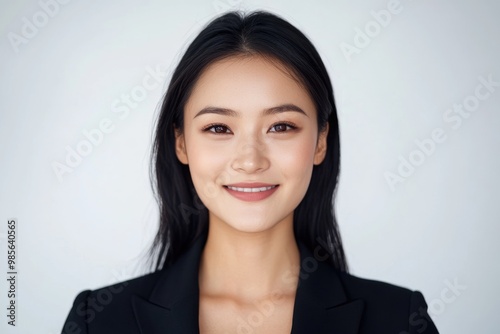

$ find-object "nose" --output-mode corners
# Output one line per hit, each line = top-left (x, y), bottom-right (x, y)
(230, 138), (270, 174)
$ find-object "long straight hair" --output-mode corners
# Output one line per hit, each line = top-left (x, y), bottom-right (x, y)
(149, 11), (348, 272)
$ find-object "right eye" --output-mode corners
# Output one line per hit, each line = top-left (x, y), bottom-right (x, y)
(203, 124), (232, 134)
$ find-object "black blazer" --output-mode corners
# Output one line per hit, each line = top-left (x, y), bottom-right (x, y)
(62, 236), (439, 333)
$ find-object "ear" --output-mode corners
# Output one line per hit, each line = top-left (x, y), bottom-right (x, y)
(313, 123), (328, 165)
(174, 128), (189, 165)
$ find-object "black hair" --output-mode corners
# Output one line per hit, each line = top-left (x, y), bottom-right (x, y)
(149, 10), (348, 272)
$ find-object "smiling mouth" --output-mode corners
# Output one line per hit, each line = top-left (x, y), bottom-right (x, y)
(224, 185), (277, 193)
(223, 184), (279, 201)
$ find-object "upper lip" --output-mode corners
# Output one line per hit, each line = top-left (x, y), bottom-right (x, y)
(224, 182), (278, 188)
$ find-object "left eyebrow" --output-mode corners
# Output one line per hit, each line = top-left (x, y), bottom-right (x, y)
(263, 104), (309, 117)
(193, 103), (309, 119)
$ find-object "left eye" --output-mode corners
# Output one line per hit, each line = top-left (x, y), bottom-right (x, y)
(269, 123), (295, 132)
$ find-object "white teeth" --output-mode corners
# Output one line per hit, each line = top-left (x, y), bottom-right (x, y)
(227, 185), (276, 192)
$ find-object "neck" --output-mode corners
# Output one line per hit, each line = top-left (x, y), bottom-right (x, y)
(199, 214), (300, 303)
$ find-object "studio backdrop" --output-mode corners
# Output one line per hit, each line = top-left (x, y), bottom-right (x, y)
(1, 0), (499, 333)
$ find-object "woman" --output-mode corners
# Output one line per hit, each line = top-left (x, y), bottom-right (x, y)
(62, 11), (439, 333)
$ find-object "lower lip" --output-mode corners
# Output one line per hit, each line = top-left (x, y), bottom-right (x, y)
(224, 186), (279, 202)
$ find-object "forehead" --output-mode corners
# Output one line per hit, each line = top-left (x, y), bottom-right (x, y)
(199, 55), (304, 86)
(184, 55), (315, 116)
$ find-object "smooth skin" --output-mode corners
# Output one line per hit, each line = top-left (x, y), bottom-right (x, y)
(175, 55), (328, 333)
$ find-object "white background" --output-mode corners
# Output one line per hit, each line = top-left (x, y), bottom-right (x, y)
(1, 0), (499, 333)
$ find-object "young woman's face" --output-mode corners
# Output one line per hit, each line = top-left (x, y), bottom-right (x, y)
(176, 56), (327, 233)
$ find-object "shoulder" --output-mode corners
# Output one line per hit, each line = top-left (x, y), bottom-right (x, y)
(85, 269), (163, 301)
(336, 272), (438, 333)
(338, 271), (414, 301)
(62, 236), (206, 333)
(62, 270), (163, 334)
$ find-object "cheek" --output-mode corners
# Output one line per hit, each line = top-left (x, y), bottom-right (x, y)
(272, 136), (317, 182)
(184, 134), (231, 197)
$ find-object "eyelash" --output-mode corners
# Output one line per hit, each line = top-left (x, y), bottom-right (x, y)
(202, 123), (231, 134)
(202, 122), (298, 134)
(269, 122), (298, 133)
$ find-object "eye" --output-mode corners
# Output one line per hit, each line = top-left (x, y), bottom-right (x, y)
(269, 122), (297, 133)
(203, 123), (232, 134)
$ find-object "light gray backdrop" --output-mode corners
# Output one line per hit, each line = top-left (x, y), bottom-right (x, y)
(1, 0), (498, 333)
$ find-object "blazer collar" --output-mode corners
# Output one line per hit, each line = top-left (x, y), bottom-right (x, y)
(290, 244), (364, 333)
(132, 235), (364, 334)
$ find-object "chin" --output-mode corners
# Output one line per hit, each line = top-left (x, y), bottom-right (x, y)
(217, 212), (293, 234)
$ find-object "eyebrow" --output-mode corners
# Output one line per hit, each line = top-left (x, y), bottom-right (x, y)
(193, 103), (309, 119)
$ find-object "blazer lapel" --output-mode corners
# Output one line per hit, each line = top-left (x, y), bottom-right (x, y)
(132, 235), (206, 334)
(290, 243), (364, 334)
(131, 235), (364, 334)
(132, 295), (199, 334)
